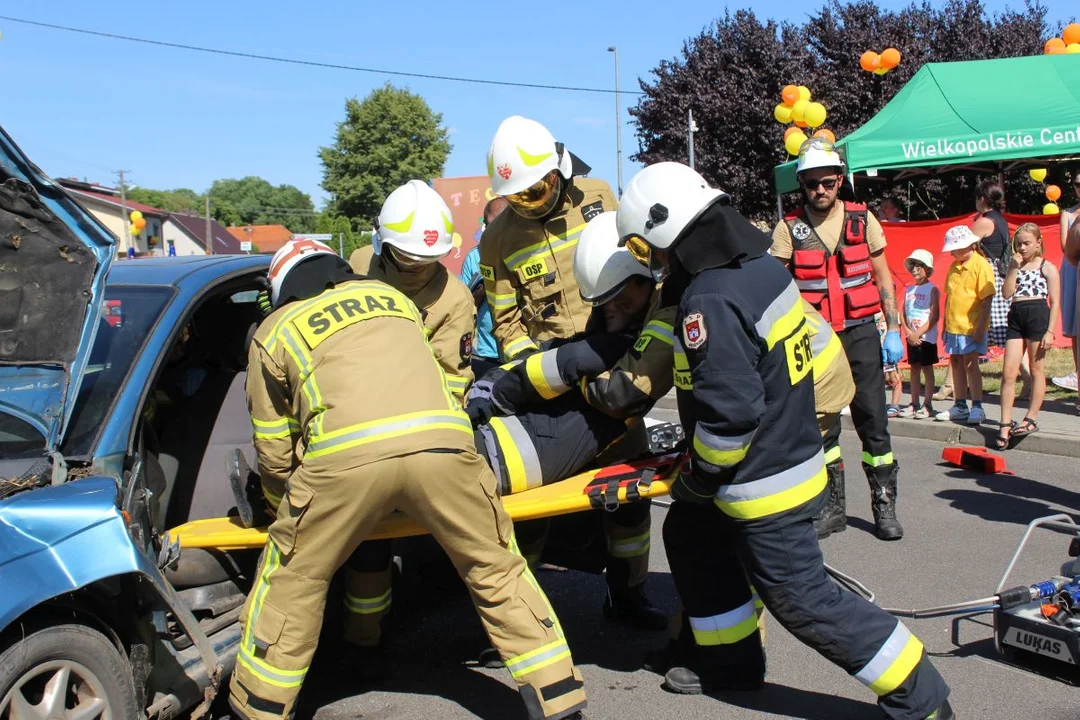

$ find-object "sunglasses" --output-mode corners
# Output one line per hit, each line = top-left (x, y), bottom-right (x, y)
(801, 177), (840, 192)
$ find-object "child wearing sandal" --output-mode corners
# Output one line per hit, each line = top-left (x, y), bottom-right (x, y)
(900, 249), (940, 419)
(996, 223), (1060, 448)
(935, 225), (995, 425)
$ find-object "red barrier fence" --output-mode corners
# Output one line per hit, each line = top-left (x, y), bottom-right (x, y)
(880, 212), (1071, 350)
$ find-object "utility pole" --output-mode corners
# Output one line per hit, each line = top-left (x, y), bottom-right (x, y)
(205, 195), (213, 256)
(687, 110), (698, 170)
(338, 232), (344, 257)
(114, 169), (132, 256)
(607, 46), (623, 196)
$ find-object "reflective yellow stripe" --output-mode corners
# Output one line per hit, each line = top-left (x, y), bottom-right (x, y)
(306, 410), (472, 459)
(692, 425), (754, 468)
(756, 282), (806, 350)
(488, 416), (543, 494)
(504, 224), (585, 270)
(689, 600), (759, 646)
(510, 533), (565, 638)
(238, 543), (309, 689)
(446, 373), (470, 393)
(674, 339), (692, 390)
(489, 291), (518, 310)
(608, 531), (651, 558)
(714, 450), (828, 520)
(525, 351), (568, 399)
(343, 588), (392, 615)
(506, 638), (572, 679)
(252, 416), (298, 440)
(824, 445), (843, 464)
(862, 451), (895, 467)
(807, 314), (843, 375)
(262, 484), (283, 510)
(856, 621), (924, 695)
(640, 320), (675, 346)
(278, 326), (326, 434)
(503, 335), (539, 360)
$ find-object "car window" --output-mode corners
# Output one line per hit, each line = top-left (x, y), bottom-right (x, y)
(62, 286), (172, 457)
(0, 412), (46, 459)
(230, 290), (259, 304)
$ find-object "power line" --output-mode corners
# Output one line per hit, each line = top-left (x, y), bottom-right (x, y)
(0, 15), (645, 96)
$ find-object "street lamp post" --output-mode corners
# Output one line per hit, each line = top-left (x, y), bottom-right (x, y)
(607, 46), (623, 196)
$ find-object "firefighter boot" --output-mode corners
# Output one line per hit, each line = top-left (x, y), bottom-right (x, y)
(603, 582), (668, 631)
(644, 612), (693, 675)
(865, 461), (904, 541)
(662, 636), (766, 695)
(812, 460), (847, 539)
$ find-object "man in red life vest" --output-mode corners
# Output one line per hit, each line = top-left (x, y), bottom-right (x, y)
(770, 138), (905, 542)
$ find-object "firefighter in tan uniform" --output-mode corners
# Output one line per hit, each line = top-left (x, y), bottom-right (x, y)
(481, 115), (617, 360)
(349, 180), (475, 402)
(230, 238), (587, 720)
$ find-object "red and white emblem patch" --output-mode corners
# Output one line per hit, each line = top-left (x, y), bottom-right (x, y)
(497, 163), (513, 180)
(423, 229), (439, 246)
(683, 312), (707, 349)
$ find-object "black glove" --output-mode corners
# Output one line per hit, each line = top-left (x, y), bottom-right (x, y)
(465, 398), (496, 428)
(669, 472), (716, 506)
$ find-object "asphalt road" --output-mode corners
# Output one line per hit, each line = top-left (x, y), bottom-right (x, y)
(273, 434), (1080, 720)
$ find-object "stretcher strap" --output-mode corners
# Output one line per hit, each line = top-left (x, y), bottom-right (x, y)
(585, 467), (658, 512)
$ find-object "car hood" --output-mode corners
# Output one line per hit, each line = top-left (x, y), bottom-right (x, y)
(0, 126), (115, 453)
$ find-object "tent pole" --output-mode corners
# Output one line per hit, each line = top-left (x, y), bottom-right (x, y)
(998, 163), (1005, 203)
(777, 194), (783, 222)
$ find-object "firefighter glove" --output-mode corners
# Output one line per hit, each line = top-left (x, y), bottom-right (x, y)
(882, 330), (903, 365)
(670, 472), (716, 506)
(466, 398), (496, 428)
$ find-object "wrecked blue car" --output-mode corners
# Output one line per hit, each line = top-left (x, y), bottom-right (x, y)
(0, 127), (270, 719)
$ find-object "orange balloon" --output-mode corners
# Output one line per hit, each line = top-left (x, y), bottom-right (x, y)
(860, 51), (879, 72)
(784, 126), (802, 140)
(1064, 23), (1080, 46)
(795, 119), (808, 129)
(1045, 37), (1067, 54)
(1046, 185), (1062, 202)
(813, 128), (836, 143)
(781, 85), (800, 106)
(880, 48), (901, 69)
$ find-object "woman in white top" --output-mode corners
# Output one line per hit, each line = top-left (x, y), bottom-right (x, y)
(1052, 173), (1080, 399)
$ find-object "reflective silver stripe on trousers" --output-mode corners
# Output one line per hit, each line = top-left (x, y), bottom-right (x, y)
(715, 448), (825, 504)
(754, 282), (802, 340)
(307, 413), (471, 455)
(855, 620), (913, 686)
(497, 415), (543, 491)
(688, 599), (756, 633)
(477, 423), (507, 495)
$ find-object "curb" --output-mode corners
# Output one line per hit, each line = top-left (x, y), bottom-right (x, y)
(650, 396), (1080, 459)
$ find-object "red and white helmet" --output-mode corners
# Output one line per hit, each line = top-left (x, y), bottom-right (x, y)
(268, 237), (337, 306)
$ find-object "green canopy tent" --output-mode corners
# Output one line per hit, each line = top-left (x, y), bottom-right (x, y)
(773, 54), (1080, 199)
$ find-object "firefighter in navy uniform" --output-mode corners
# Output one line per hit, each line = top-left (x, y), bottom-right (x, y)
(770, 138), (905, 542)
(349, 180), (476, 403)
(617, 162), (953, 719)
(481, 115), (617, 360)
(231, 238), (587, 720)
(471, 211), (676, 630)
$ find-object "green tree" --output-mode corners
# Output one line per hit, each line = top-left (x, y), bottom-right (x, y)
(126, 187), (203, 214)
(319, 84), (452, 226)
(314, 212), (373, 258)
(208, 177), (317, 232)
(630, 0), (1051, 219)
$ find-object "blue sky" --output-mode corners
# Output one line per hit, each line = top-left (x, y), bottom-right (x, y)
(0, 1), (1054, 208)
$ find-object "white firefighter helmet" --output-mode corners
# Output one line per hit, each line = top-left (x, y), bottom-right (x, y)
(574, 211), (652, 305)
(796, 137), (844, 174)
(268, 237), (338, 307)
(375, 180), (454, 264)
(487, 115), (573, 199)
(616, 162), (728, 254)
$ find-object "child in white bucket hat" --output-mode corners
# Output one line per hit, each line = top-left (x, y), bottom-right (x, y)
(935, 225), (995, 424)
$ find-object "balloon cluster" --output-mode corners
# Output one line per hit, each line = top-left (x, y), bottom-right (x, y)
(1029, 169), (1061, 214)
(1044, 24), (1080, 54)
(130, 210), (147, 236)
(860, 48), (902, 75)
(774, 85), (832, 156)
